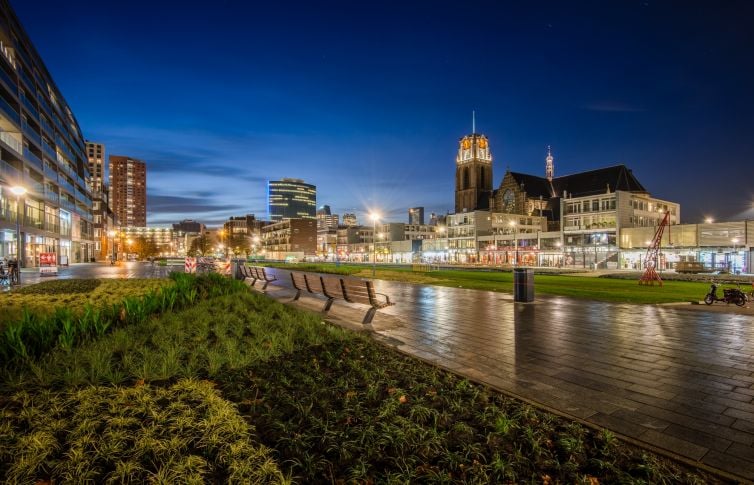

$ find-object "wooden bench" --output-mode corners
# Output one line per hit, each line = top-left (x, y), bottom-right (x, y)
(243, 265), (277, 289)
(290, 271), (394, 324)
(239, 264), (255, 284)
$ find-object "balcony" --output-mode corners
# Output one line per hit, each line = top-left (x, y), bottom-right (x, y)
(20, 95), (37, 118)
(41, 140), (56, 160)
(22, 124), (41, 147)
(0, 66), (16, 91)
(39, 116), (54, 138)
(23, 146), (43, 170)
(19, 66), (35, 90)
(0, 129), (22, 155)
(44, 189), (59, 205)
(60, 198), (75, 213)
(59, 177), (74, 195)
(0, 96), (20, 125)
(0, 158), (22, 183)
(43, 164), (58, 182)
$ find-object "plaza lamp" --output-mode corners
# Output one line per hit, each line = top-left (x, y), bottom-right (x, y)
(10, 185), (26, 283)
(370, 212), (380, 277)
(108, 230), (117, 263)
(732, 238), (740, 273)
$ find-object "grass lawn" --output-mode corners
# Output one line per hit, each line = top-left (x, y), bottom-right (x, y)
(265, 263), (714, 304)
(0, 280), (726, 483)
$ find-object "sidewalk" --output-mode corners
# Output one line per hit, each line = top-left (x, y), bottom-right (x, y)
(260, 268), (754, 482)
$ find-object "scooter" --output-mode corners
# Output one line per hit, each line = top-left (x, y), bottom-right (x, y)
(704, 283), (746, 307)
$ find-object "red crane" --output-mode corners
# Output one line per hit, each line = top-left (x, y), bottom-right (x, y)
(639, 211), (671, 286)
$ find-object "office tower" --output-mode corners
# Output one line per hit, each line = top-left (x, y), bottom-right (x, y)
(267, 178), (316, 222)
(109, 155), (146, 227)
(342, 213), (358, 227)
(408, 207), (424, 225)
(0, 0), (94, 264)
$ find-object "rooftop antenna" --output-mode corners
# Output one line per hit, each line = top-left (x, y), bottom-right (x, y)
(472, 110), (476, 134)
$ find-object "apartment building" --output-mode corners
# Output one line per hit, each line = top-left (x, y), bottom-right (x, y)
(0, 0), (94, 265)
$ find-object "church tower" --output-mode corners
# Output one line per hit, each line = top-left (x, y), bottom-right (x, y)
(545, 145), (554, 181)
(455, 116), (493, 212)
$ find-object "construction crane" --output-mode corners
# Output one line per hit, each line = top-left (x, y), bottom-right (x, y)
(639, 211), (671, 286)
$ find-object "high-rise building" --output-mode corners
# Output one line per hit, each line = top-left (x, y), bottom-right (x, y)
(408, 207), (424, 225)
(342, 213), (358, 227)
(109, 155), (146, 227)
(0, 0), (95, 265)
(455, 132), (493, 213)
(267, 178), (316, 222)
(317, 204), (339, 230)
(85, 141), (117, 260)
(86, 142), (105, 192)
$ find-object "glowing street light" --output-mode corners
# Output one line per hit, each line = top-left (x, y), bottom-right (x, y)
(108, 230), (117, 263)
(10, 185), (26, 283)
(704, 217), (714, 224)
(370, 212), (380, 276)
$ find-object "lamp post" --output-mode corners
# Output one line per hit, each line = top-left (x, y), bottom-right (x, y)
(252, 235), (260, 262)
(732, 237), (740, 274)
(108, 230), (117, 264)
(437, 225), (447, 263)
(10, 186), (26, 283)
(370, 212), (380, 276)
(555, 240), (562, 268)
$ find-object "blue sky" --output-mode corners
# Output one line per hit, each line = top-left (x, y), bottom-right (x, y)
(13, 0), (754, 225)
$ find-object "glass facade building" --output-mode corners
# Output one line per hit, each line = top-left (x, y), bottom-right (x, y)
(267, 178), (316, 222)
(0, 0), (94, 265)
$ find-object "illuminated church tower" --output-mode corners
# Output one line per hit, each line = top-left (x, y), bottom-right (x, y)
(455, 114), (493, 212)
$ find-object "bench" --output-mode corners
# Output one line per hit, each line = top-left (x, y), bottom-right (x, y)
(241, 265), (277, 289)
(290, 271), (394, 324)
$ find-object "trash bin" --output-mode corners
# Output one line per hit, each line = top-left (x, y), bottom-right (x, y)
(513, 268), (534, 302)
(231, 259), (245, 280)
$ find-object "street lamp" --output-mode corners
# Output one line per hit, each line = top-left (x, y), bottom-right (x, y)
(437, 225), (447, 263)
(252, 235), (260, 261)
(370, 212), (380, 276)
(705, 217), (714, 224)
(555, 240), (562, 268)
(108, 230), (117, 264)
(508, 220), (517, 266)
(732, 237), (740, 273)
(10, 186), (26, 283)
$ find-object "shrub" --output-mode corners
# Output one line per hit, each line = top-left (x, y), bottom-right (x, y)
(0, 379), (286, 483)
(14, 279), (102, 295)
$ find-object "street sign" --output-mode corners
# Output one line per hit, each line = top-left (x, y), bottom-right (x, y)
(39, 252), (58, 276)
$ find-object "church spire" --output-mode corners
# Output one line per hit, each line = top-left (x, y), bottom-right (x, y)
(545, 145), (554, 182)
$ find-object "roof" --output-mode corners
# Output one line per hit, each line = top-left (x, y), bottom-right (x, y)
(553, 165), (646, 197)
(504, 164), (646, 199)
(508, 172), (555, 198)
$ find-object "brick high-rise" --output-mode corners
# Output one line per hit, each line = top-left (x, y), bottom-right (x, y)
(109, 155), (146, 227)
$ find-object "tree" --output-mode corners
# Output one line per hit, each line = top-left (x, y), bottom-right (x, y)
(188, 233), (212, 256)
(227, 232), (250, 258)
(132, 236), (159, 260)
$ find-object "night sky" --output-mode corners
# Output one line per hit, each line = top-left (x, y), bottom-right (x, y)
(12, 0), (754, 226)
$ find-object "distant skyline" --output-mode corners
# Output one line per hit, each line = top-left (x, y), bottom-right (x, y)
(13, 0), (754, 226)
